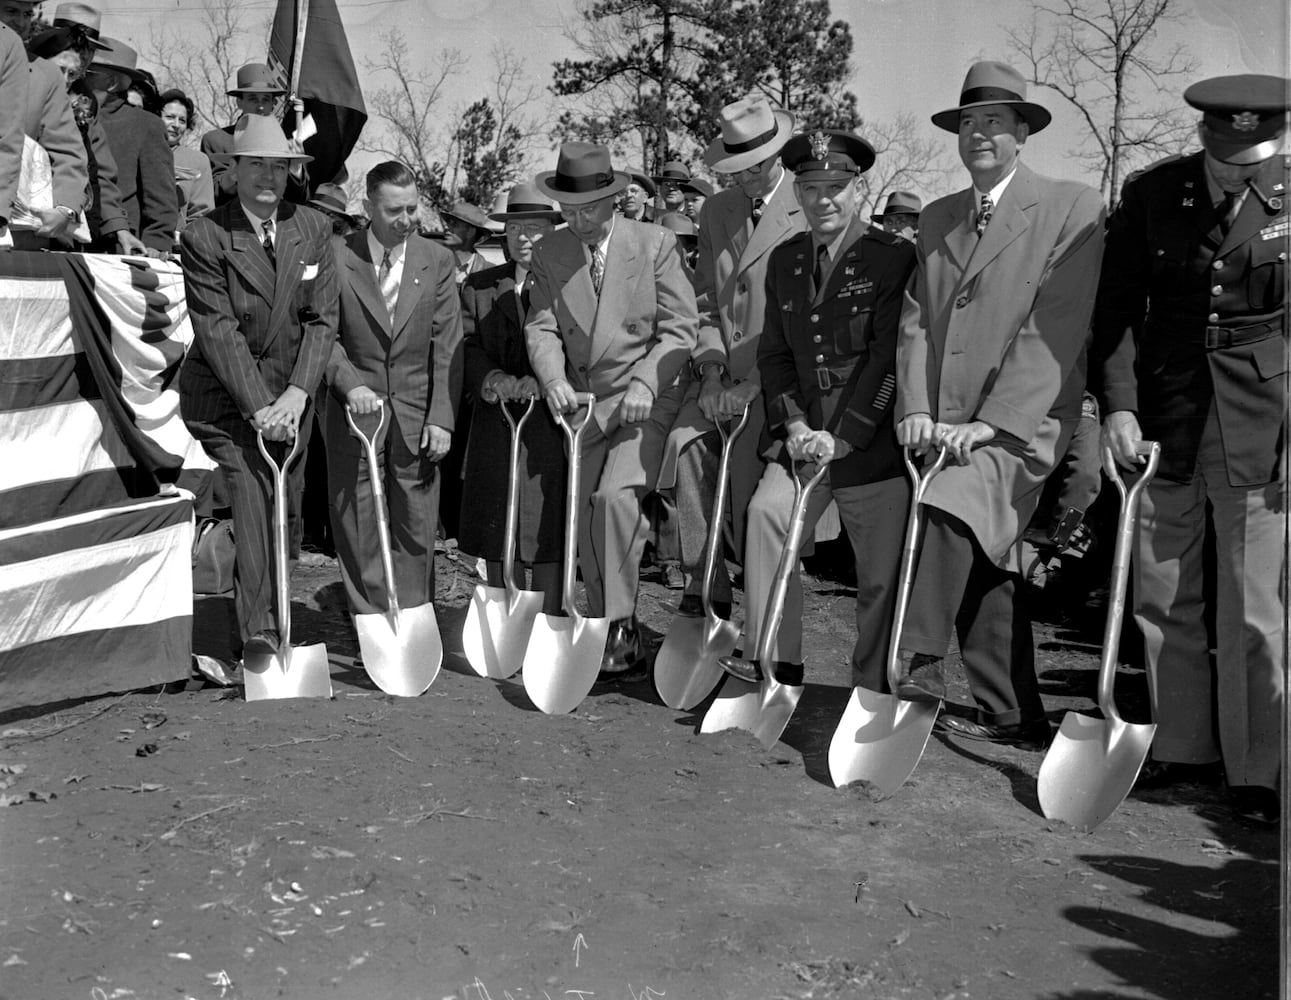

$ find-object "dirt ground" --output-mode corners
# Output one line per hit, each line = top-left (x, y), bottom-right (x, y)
(0, 543), (1279, 1000)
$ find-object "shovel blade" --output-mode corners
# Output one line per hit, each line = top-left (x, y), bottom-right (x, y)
(244, 643), (333, 701)
(654, 613), (740, 710)
(699, 675), (804, 749)
(522, 612), (609, 714)
(354, 602), (442, 696)
(462, 585), (544, 680)
(827, 687), (938, 795)
(1038, 712), (1157, 831)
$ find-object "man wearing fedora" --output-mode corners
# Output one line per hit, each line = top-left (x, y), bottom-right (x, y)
(1092, 75), (1289, 824)
(652, 160), (690, 214)
(85, 37), (177, 254)
(179, 115), (338, 662)
(323, 160), (462, 624)
(618, 170), (654, 222)
(719, 129), (915, 689)
(309, 182), (359, 239)
(439, 201), (493, 284)
(660, 95), (806, 622)
(1, 0), (87, 248)
(872, 190), (921, 243)
(894, 61), (1105, 749)
(458, 182), (567, 614)
(526, 141), (699, 678)
(202, 63), (308, 208)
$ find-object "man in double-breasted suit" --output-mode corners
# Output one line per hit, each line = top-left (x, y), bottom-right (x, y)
(180, 115), (337, 660)
(323, 160), (463, 618)
(721, 130), (915, 690)
(894, 62), (1105, 748)
(1093, 76), (1288, 824)
(526, 141), (699, 678)
(660, 96), (806, 620)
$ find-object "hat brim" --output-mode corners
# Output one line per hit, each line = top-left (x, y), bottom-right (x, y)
(227, 85), (287, 97)
(489, 209), (564, 223)
(211, 148), (313, 165)
(627, 173), (656, 198)
(931, 100), (1051, 134)
(534, 169), (631, 206)
(704, 109), (796, 174)
(441, 210), (494, 232)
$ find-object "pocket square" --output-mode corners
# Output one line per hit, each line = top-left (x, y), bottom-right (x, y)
(301, 263), (319, 280)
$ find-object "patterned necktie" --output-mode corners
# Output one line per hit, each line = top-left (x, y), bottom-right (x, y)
(379, 248), (398, 321)
(751, 197), (764, 226)
(261, 217), (275, 266)
(975, 193), (993, 237)
(590, 245), (605, 296)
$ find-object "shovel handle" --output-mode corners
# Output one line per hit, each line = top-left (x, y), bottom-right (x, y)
(345, 400), (401, 620)
(699, 403), (751, 616)
(553, 393), (597, 619)
(343, 399), (389, 451)
(256, 427), (306, 647)
(499, 397), (537, 595)
(1096, 440), (1160, 724)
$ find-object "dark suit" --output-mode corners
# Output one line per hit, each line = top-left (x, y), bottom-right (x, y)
(180, 199), (338, 646)
(202, 122), (310, 207)
(744, 217), (915, 683)
(324, 231), (463, 616)
(96, 92), (178, 251)
(1092, 152), (1287, 789)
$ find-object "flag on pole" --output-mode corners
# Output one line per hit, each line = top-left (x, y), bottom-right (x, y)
(268, 0), (367, 189)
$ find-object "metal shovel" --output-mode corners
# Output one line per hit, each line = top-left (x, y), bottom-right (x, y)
(345, 403), (442, 697)
(522, 393), (609, 714)
(243, 428), (333, 701)
(654, 404), (751, 710)
(700, 459), (829, 748)
(1038, 441), (1161, 831)
(463, 397), (545, 679)
(827, 447), (948, 794)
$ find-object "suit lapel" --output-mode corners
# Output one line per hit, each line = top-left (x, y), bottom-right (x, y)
(588, 223), (641, 367)
(345, 232), (393, 335)
(1216, 156), (1285, 258)
(557, 233), (600, 342)
(224, 204), (277, 304)
(813, 215), (868, 305)
(260, 207), (305, 356)
(497, 264), (522, 331)
(739, 181), (800, 275)
(961, 165), (1035, 286)
(942, 189), (978, 274)
(391, 236), (430, 339)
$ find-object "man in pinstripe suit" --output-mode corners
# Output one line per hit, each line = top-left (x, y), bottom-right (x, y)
(179, 115), (338, 660)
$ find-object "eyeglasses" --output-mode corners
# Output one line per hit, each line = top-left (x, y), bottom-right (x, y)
(505, 221), (551, 237)
(731, 159), (770, 180)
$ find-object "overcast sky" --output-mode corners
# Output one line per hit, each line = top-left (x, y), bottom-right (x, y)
(103, 0), (1287, 204)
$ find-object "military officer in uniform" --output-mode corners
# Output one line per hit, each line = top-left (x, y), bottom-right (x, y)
(720, 130), (915, 689)
(1093, 74), (1288, 825)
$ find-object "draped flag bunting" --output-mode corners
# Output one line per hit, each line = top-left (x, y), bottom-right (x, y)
(268, 0), (367, 189)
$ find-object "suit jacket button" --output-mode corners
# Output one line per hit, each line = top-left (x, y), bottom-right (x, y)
(954, 295), (968, 308)
(578, 365), (587, 372)
(814, 353), (825, 363)
(813, 334), (822, 343)
(627, 323), (637, 333)
(1207, 313), (1219, 323)
(733, 332), (742, 341)
(810, 314), (819, 323)
(1211, 284), (1222, 295)
(1212, 259), (1224, 270)
(738, 282), (747, 294)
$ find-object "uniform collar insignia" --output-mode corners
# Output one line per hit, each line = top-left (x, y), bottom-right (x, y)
(1182, 197), (1194, 207)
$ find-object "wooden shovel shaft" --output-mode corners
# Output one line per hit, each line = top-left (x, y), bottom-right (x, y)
(1098, 441), (1161, 726)
(754, 460), (830, 669)
(255, 428), (306, 647)
(699, 405), (751, 616)
(499, 397), (536, 599)
(884, 447), (949, 692)
(554, 394), (597, 622)
(345, 404), (401, 622)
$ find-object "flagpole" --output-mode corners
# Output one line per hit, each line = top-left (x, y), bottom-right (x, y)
(290, 0), (308, 110)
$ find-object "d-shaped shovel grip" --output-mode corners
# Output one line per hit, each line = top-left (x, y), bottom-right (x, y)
(255, 426), (308, 646)
(553, 392), (597, 618)
(698, 403), (752, 617)
(498, 396), (537, 595)
(345, 401), (402, 619)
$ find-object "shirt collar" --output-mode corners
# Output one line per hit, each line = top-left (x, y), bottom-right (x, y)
(588, 216), (615, 258)
(753, 165), (786, 208)
(240, 203), (276, 241)
(367, 228), (406, 266)
(813, 221), (851, 261)
(973, 166), (1018, 208)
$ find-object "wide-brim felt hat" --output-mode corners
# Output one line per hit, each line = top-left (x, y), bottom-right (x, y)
(441, 201), (494, 232)
(651, 160), (691, 184)
(30, 23), (108, 57)
(931, 61), (1051, 134)
(657, 211), (697, 245)
(1185, 74), (1289, 165)
(705, 97), (795, 173)
(89, 36), (139, 76)
(873, 190), (922, 219)
(227, 62), (287, 97)
(627, 171), (656, 198)
(42, 2), (110, 50)
(680, 178), (714, 197)
(309, 183), (356, 222)
(211, 114), (312, 163)
(535, 142), (631, 206)
(489, 181), (563, 222)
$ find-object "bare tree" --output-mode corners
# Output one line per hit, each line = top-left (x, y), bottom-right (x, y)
(860, 112), (957, 213)
(1006, 0), (1198, 203)
(143, 0), (261, 136)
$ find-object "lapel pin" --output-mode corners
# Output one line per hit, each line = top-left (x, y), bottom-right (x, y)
(414, 278), (420, 285)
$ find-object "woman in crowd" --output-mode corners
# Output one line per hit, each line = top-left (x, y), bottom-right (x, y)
(156, 88), (214, 241)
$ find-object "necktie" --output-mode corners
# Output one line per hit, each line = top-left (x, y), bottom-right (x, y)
(812, 243), (828, 291)
(590, 245), (605, 296)
(975, 194), (993, 237)
(519, 271), (533, 313)
(261, 217), (275, 266)
(751, 198), (764, 226)
(1219, 190), (1241, 235)
(379, 248), (398, 321)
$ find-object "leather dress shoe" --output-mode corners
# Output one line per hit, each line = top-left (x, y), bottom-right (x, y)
(1134, 759), (1224, 790)
(935, 714), (1052, 750)
(717, 657), (803, 686)
(676, 594), (733, 619)
(242, 630), (280, 658)
(895, 652), (945, 703)
(1230, 785), (1279, 827)
(599, 617), (648, 682)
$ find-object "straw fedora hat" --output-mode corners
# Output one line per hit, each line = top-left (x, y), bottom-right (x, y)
(89, 36), (139, 76)
(872, 190), (923, 220)
(535, 142), (630, 205)
(227, 62), (287, 98)
(32, 2), (110, 51)
(212, 114), (312, 163)
(489, 182), (563, 223)
(441, 201), (494, 232)
(931, 61), (1051, 134)
(704, 97), (795, 174)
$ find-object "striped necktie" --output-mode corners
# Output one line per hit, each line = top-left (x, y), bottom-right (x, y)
(590, 245), (605, 296)
(261, 217), (275, 266)
(975, 194), (993, 236)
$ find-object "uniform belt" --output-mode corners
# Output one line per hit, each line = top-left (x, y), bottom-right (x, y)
(814, 365), (848, 390)
(1204, 319), (1281, 349)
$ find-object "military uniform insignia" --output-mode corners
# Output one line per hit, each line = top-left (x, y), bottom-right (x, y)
(793, 267), (803, 275)
(809, 131), (831, 161)
(844, 266), (855, 276)
(1231, 111), (1260, 132)
(1259, 218), (1289, 240)
(1182, 198), (1194, 207)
